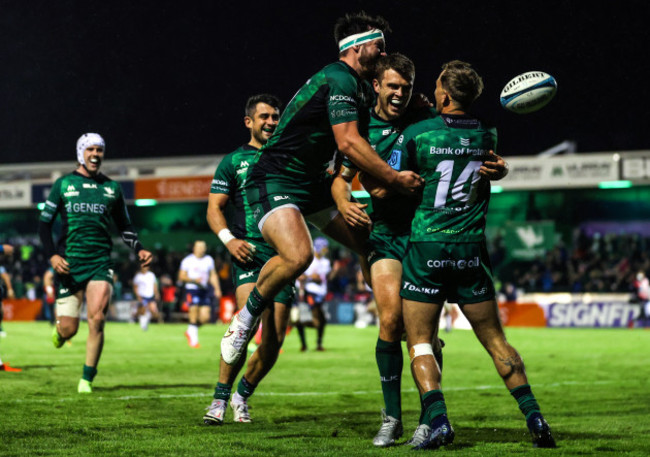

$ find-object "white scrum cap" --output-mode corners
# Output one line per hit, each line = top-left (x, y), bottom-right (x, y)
(76, 133), (105, 165)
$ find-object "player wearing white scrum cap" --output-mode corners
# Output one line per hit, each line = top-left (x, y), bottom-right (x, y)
(38, 133), (153, 393)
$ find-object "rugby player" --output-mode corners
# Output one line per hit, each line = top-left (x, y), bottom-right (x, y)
(333, 53), (508, 447)
(0, 243), (15, 338)
(38, 133), (153, 393)
(220, 11), (424, 365)
(203, 94), (297, 425)
(396, 61), (555, 449)
(0, 242), (20, 372)
(295, 237), (334, 352)
(179, 240), (221, 348)
(132, 264), (161, 331)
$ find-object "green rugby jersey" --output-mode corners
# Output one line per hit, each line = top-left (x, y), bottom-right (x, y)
(249, 61), (374, 185)
(397, 114), (497, 243)
(362, 106), (436, 235)
(39, 172), (135, 259)
(210, 144), (263, 241)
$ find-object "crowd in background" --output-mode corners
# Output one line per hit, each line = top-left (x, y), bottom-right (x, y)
(2, 230), (649, 321)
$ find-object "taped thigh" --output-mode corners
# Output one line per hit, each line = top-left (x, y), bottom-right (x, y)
(56, 294), (82, 318)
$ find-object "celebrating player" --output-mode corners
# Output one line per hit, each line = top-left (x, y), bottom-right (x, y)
(333, 53), (508, 447)
(179, 240), (221, 348)
(203, 94), (297, 425)
(220, 11), (424, 366)
(396, 61), (555, 449)
(38, 133), (153, 393)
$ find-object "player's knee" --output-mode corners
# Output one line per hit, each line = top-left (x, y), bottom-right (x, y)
(409, 343), (434, 364)
(58, 320), (79, 339)
(379, 312), (403, 338)
(87, 316), (106, 333)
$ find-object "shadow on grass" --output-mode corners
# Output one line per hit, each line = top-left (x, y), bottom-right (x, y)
(95, 383), (212, 391)
(15, 364), (60, 370)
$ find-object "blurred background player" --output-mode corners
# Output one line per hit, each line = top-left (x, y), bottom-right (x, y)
(179, 240), (221, 348)
(204, 94), (297, 425)
(220, 11), (425, 367)
(397, 61), (555, 449)
(0, 242), (20, 372)
(634, 270), (650, 326)
(42, 267), (56, 326)
(0, 242), (15, 338)
(132, 264), (161, 331)
(295, 237), (335, 351)
(38, 133), (153, 393)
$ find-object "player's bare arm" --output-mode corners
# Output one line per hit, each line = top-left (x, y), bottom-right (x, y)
(332, 120), (424, 195)
(331, 165), (371, 228)
(207, 193), (254, 263)
(479, 150), (509, 180)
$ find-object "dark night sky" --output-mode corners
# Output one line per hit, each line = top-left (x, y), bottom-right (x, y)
(2, 0), (648, 165)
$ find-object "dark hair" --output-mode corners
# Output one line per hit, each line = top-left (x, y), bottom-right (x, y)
(374, 53), (415, 83)
(245, 94), (282, 117)
(334, 11), (391, 47)
(439, 60), (484, 108)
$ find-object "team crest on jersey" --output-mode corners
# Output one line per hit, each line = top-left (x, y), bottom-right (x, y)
(387, 150), (401, 170)
(104, 187), (116, 198)
(64, 184), (79, 197)
(460, 138), (471, 146)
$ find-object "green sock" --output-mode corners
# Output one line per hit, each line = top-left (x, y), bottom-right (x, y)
(244, 287), (268, 318)
(421, 390), (447, 425)
(510, 384), (541, 420)
(213, 382), (231, 401)
(236, 376), (257, 399)
(82, 365), (97, 382)
(375, 338), (403, 420)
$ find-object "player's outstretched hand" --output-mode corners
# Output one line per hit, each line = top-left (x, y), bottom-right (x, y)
(2, 244), (14, 256)
(50, 254), (70, 275)
(138, 249), (154, 267)
(337, 200), (371, 228)
(480, 151), (509, 180)
(227, 239), (256, 264)
(394, 170), (424, 195)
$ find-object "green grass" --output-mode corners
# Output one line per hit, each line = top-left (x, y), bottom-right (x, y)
(1, 321), (650, 456)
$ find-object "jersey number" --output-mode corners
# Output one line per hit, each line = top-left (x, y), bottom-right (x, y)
(434, 160), (483, 208)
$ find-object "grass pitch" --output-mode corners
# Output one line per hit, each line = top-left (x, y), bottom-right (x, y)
(1, 321), (649, 456)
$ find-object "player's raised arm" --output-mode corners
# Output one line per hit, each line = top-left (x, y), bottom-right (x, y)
(332, 120), (423, 195)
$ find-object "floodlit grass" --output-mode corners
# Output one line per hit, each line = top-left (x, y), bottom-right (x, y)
(1, 321), (649, 456)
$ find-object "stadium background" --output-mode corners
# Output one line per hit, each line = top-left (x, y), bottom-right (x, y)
(0, 2), (648, 330)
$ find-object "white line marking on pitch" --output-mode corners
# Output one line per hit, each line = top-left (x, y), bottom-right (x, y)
(1, 380), (615, 404)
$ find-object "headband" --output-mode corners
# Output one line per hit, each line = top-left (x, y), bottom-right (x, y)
(76, 133), (105, 165)
(338, 29), (384, 52)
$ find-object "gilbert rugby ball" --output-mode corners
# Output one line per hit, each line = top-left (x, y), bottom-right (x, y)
(500, 71), (557, 114)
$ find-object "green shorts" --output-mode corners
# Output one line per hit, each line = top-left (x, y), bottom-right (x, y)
(55, 257), (114, 299)
(400, 241), (495, 305)
(231, 239), (296, 306)
(366, 231), (409, 267)
(246, 175), (335, 230)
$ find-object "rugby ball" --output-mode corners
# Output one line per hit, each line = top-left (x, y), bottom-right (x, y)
(500, 71), (557, 114)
